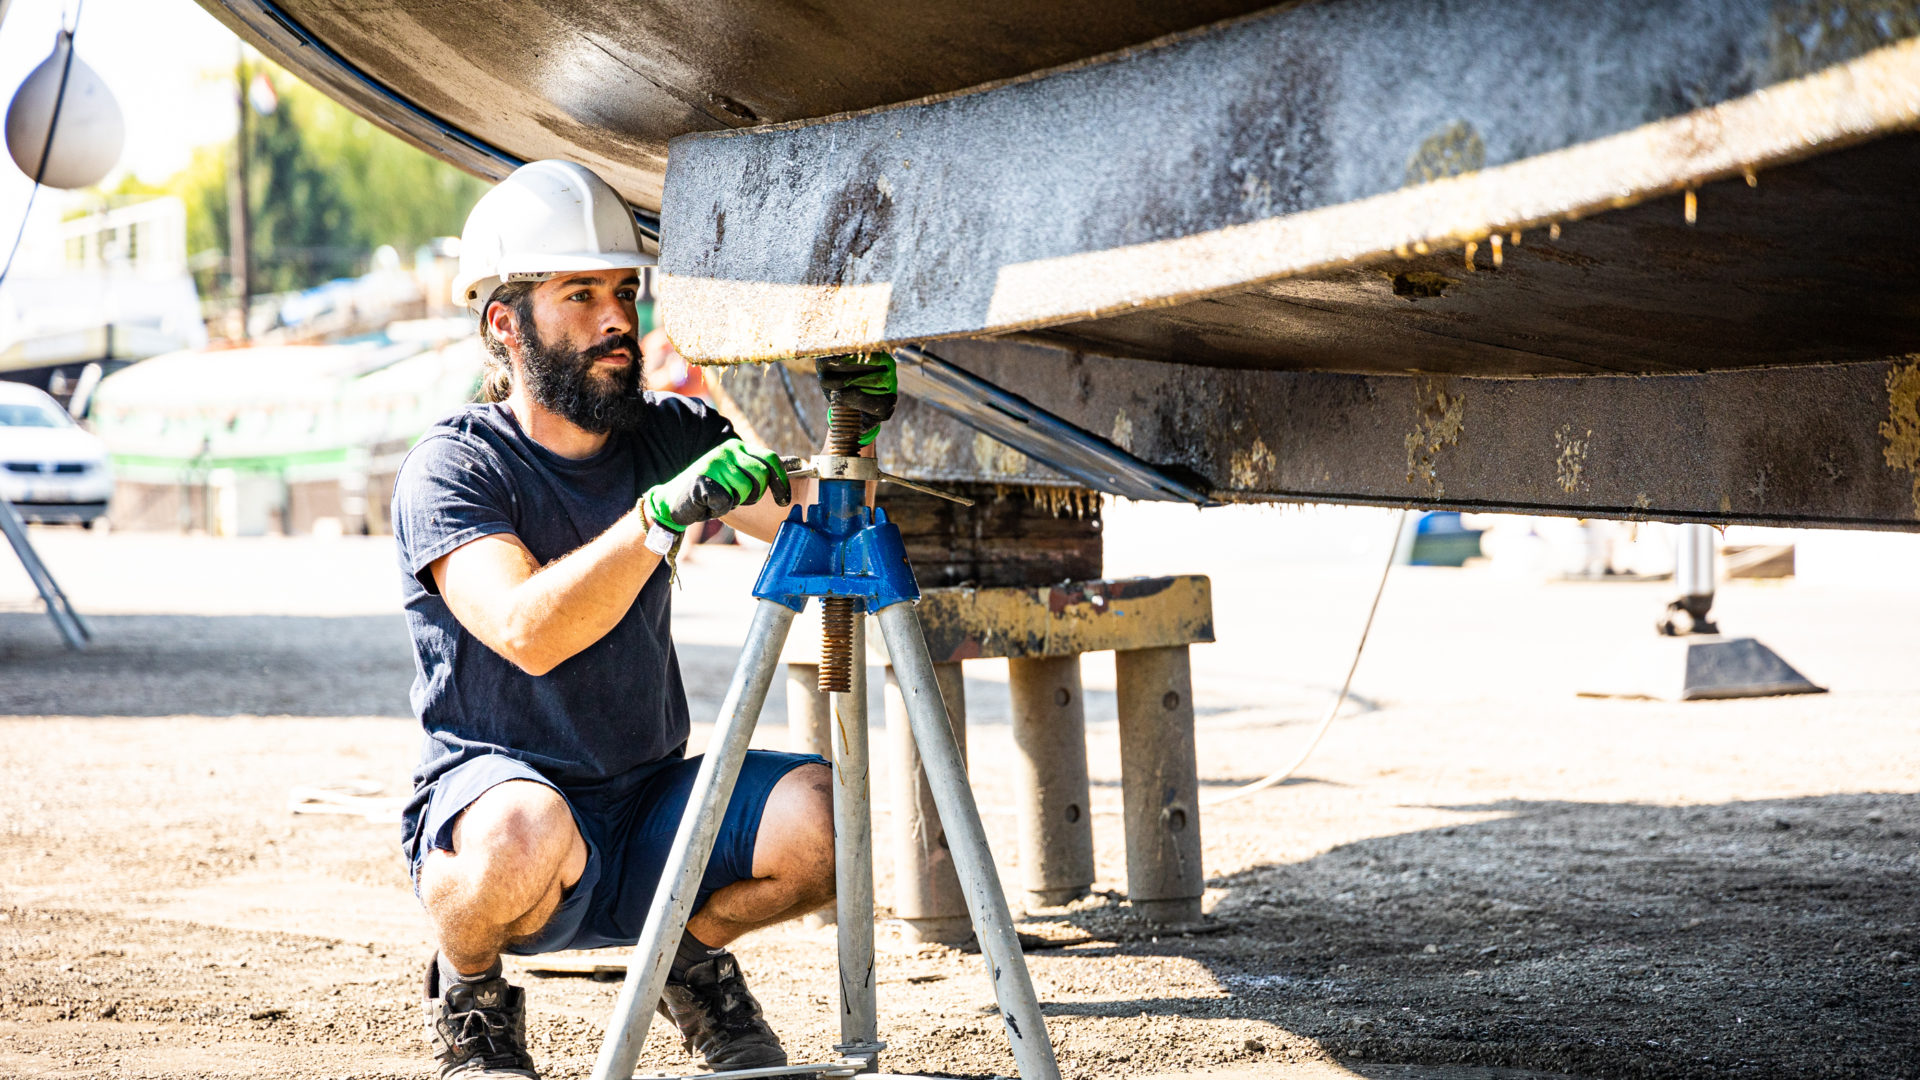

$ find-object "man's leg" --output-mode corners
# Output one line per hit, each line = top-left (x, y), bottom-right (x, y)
(419, 779), (589, 975)
(685, 760), (836, 946)
(654, 760), (835, 1072)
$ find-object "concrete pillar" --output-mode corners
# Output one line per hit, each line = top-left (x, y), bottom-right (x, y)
(1007, 655), (1095, 909)
(1114, 646), (1204, 925)
(786, 662), (836, 928)
(886, 660), (972, 945)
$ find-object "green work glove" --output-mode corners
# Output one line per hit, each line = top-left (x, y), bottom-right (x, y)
(816, 351), (898, 446)
(643, 439), (791, 535)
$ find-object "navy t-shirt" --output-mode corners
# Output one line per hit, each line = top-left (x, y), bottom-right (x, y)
(391, 397), (736, 824)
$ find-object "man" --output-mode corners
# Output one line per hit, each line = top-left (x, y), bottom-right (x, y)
(393, 160), (899, 1079)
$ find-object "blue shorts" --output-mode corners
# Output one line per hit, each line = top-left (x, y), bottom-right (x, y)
(408, 750), (824, 954)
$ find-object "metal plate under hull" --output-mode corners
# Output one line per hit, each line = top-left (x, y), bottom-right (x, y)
(660, 0), (1920, 373)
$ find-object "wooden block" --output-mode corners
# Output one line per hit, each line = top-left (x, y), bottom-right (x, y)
(879, 482), (1102, 589)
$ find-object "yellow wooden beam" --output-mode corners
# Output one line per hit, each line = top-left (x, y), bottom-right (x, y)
(909, 575), (1213, 662)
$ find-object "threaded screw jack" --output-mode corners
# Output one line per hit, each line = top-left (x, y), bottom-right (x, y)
(818, 596), (859, 693)
(825, 402), (865, 456)
(818, 401), (869, 694)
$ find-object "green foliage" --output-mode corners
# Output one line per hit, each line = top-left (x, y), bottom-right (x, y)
(171, 142), (233, 297)
(162, 61), (488, 298)
(295, 82), (489, 260)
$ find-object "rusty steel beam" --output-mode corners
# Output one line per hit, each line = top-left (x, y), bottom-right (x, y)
(706, 361), (1081, 490)
(848, 339), (1920, 531)
(709, 337), (1920, 531)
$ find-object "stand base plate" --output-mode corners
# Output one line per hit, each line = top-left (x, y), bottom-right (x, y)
(633, 1060), (867, 1080)
(1579, 635), (1826, 701)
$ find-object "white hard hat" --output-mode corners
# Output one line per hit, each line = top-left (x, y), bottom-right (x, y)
(452, 159), (653, 314)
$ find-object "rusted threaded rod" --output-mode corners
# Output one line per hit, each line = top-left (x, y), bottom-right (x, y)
(817, 405), (868, 694)
(819, 597), (859, 693)
(824, 401), (865, 456)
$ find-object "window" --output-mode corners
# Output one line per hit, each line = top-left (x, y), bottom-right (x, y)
(0, 403), (67, 428)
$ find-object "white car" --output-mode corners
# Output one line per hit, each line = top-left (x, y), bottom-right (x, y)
(0, 381), (113, 526)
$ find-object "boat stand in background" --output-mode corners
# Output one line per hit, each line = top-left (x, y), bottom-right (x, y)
(0, 496), (90, 650)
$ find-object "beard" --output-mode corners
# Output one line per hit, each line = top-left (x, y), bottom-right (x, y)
(519, 319), (648, 434)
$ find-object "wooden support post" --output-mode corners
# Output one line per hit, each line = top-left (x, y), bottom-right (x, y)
(786, 661), (835, 928)
(886, 660), (972, 944)
(1008, 655), (1095, 909)
(1114, 645), (1204, 925)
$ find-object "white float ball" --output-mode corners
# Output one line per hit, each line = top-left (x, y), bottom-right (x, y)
(5, 32), (124, 190)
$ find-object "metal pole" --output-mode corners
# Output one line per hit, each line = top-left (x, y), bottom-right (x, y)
(1007, 656), (1094, 909)
(878, 602), (1062, 1080)
(1114, 646), (1204, 925)
(228, 43), (252, 342)
(1662, 522), (1720, 635)
(1677, 523), (1716, 606)
(887, 660), (972, 945)
(831, 614), (878, 1061)
(590, 599), (796, 1080)
(786, 662), (836, 929)
(788, 663), (833, 757)
(0, 497), (88, 649)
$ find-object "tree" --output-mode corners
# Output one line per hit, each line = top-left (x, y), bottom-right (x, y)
(160, 59), (488, 300)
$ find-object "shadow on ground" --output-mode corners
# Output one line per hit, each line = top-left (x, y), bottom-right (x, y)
(1056, 792), (1919, 1079)
(0, 612), (414, 716)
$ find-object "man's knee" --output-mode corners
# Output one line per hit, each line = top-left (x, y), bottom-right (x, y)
(787, 761), (836, 842)
(754, 763), (835, 891)
(443, 780), (584, 884)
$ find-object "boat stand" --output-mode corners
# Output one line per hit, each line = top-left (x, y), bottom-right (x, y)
(588, 420), (1060, 1080)
(0, 496), (89, 650)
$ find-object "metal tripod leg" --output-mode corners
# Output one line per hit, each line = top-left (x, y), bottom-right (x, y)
(0, 496), (89, 650)
(877, 602), (1063, 1080)
(590, 599), (796, 1080)
(831, 613), (880, 1063)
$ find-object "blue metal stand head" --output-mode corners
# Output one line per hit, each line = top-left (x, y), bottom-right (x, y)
(753, 477), (920, 613)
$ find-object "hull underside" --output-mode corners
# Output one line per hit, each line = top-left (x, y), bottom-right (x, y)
(197, 0), (1920, 528)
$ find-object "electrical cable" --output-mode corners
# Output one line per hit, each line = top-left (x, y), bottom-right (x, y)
(0, 0), (85, 294)
(1200, 507), (1408, 807)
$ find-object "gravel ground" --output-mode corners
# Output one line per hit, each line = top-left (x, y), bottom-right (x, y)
(1, 512), (1915, 1080)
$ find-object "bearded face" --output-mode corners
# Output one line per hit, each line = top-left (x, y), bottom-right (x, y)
(511, 292), (648, 434)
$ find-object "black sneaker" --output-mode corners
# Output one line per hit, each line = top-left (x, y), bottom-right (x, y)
(656, 951), (788, 1071)
(423, 955), (539, 1079)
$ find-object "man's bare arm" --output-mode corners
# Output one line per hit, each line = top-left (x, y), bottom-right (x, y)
(723, 440), (878, 543)
(724, 477), (807, 544)
(430, 511), (661, 676)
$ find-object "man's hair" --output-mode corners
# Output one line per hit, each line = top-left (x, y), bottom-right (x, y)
(477, 280), (538, 403)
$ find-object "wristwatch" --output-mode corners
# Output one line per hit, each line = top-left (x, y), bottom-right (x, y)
(638, 497), (683, 557)
(645, 522), (682, 556)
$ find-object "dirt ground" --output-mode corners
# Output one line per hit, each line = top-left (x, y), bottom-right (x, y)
(1, 512), (1915, 1080)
